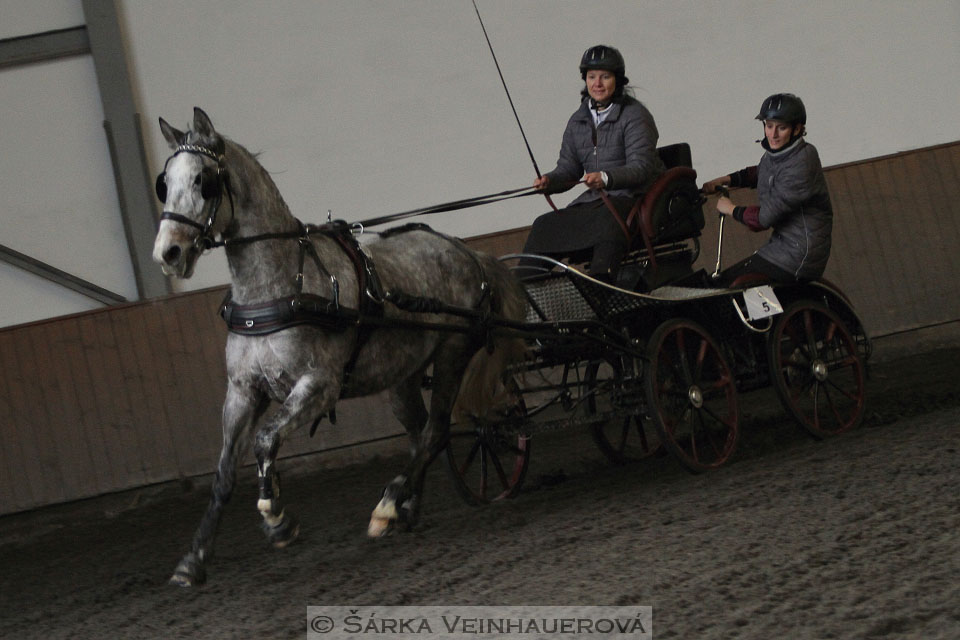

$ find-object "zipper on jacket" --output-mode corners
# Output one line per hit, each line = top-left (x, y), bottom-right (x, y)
(591, 124), (599, 171)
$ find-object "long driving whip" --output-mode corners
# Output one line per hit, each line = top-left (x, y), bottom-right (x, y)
(472, 0), (558, 210)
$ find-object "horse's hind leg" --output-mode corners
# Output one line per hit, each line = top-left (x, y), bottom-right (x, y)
(253, 376), (338, 547)
(368, 372), (429, 536)
(369, 346), (469, 536)
(171, 382), (267, 587)
(392, 368), (429, 457)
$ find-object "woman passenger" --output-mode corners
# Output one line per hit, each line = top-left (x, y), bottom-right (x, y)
(702, 93), (833, 285)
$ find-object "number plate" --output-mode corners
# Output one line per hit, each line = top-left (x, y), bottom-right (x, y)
(742, 285), (783, 320)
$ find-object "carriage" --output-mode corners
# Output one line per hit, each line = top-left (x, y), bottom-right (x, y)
(443, 142), (871, 504)
(153, 109), (869, 585)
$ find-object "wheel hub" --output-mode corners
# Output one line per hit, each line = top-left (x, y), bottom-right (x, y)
(811, 360), (828, 382)
(687, 385), (703, 408)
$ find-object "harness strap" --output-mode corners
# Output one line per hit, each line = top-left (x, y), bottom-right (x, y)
(220, 291), (358, 335)
(328, 232), (385, 387)
(598, 190), (633, 244)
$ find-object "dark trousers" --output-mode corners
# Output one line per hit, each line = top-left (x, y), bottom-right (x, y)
(518, 196), (636, 279)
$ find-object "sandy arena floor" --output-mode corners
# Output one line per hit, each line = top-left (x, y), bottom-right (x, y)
(0, 346), (957, 639)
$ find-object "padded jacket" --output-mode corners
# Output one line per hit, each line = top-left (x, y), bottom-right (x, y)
(544, 95), (665, 207)
(732, 138), (833, 279)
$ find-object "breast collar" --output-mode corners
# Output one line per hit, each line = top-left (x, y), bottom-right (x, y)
(219, 220), (384, 336)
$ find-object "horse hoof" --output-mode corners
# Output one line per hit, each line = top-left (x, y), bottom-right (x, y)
(262, 512), (300, 548)
(169, 553), (206, 587)
(367, 515), (394, 537)
(368, 497), (399, 537)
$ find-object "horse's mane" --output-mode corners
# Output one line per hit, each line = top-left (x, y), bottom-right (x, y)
(184, 128), (292, 218)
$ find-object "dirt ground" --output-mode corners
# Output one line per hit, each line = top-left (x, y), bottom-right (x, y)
(0, 343), (958, 640)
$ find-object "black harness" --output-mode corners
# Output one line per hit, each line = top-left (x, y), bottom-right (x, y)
(158, 147), (497, 396)
(218, 219), (382, 337)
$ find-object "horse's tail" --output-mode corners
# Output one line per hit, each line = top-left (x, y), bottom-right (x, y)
(453, 254), (528, 422)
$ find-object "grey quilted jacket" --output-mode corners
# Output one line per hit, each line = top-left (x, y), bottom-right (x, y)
(754, 139), (833, 278)
(544, 95), (665, 206)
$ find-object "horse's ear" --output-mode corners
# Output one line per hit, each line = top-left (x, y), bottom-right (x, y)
(193, 107), (216, 138)
(159, 117), (184, 149)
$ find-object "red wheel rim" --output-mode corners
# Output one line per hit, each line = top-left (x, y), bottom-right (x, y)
(646, 319), (739, 472)
(769, 302), (866, 437)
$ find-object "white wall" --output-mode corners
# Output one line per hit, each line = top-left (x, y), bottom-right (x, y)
(119, 0), (960, 292)
(0, 0), (83, 39)
(0, 0), (140, 327)
(3, 0), (959, 312)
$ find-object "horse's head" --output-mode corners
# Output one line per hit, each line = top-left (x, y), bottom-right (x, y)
(152, 107), (231, 278)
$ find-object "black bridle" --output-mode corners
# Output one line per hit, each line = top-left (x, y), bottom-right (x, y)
(157, 144), (233, 251)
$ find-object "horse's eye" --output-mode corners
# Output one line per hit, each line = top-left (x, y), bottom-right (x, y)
(194, 174), (202, 187)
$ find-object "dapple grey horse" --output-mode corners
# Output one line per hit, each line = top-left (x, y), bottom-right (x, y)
(153, 108), (525, 586)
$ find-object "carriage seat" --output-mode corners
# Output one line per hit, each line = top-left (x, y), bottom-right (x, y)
(615, 143), (704, 291)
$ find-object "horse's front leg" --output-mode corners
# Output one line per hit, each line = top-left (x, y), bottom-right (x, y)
(170, 382), (267, 587)
(254, 376), (337, 547)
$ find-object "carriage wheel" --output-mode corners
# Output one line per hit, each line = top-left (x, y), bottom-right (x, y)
(585, 359), (662, 463)
(644, 318), (739, 473)
(445, 377), (530, 505)
(767, 300), (866, 438)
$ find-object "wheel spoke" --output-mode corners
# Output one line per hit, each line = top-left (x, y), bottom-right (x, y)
(824, 320), (838, 343)
(635, 419), (653, 453)
(696, 409), (725, 459)
(674, 330), (694, 385)
(811, 381), (821, 431)
(615, 417), (631, 453)
(832, 354), (859, 370)
(502, 440), (528, 457)
(782, 321), (805, 354)
(694, 337), (708, 382)
(703, 373), (733, 391)
(479, 446), (488, 500)
(647, 319), (739, 472)
(700, 403), (733, 430)
(687, 411), (700, 463)
(660, 388), (689, 400)
(458, 438), (481, 475)
(821, 382), (846, 430)
(769, 301), (866, 438)
(487, 446), (511, 491)
(825, 376), (859, 402)
(803, 310), (821, 360)
(789, 377), (813, 401)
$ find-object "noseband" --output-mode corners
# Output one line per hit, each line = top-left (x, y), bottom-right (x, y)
(157, 144), (232, 251)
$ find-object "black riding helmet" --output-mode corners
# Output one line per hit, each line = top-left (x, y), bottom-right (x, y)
(579, 45), (625, 77)
(756, 93), (807, 125)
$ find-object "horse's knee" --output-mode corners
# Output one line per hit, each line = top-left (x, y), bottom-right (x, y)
(253, 429), (280, 464)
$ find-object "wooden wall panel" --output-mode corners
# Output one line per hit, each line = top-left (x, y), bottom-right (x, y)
(0, 332), (38, 510)
(1, 141), (958, 515)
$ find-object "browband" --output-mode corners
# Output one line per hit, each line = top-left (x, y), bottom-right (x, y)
(175, 144), (222, 162)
